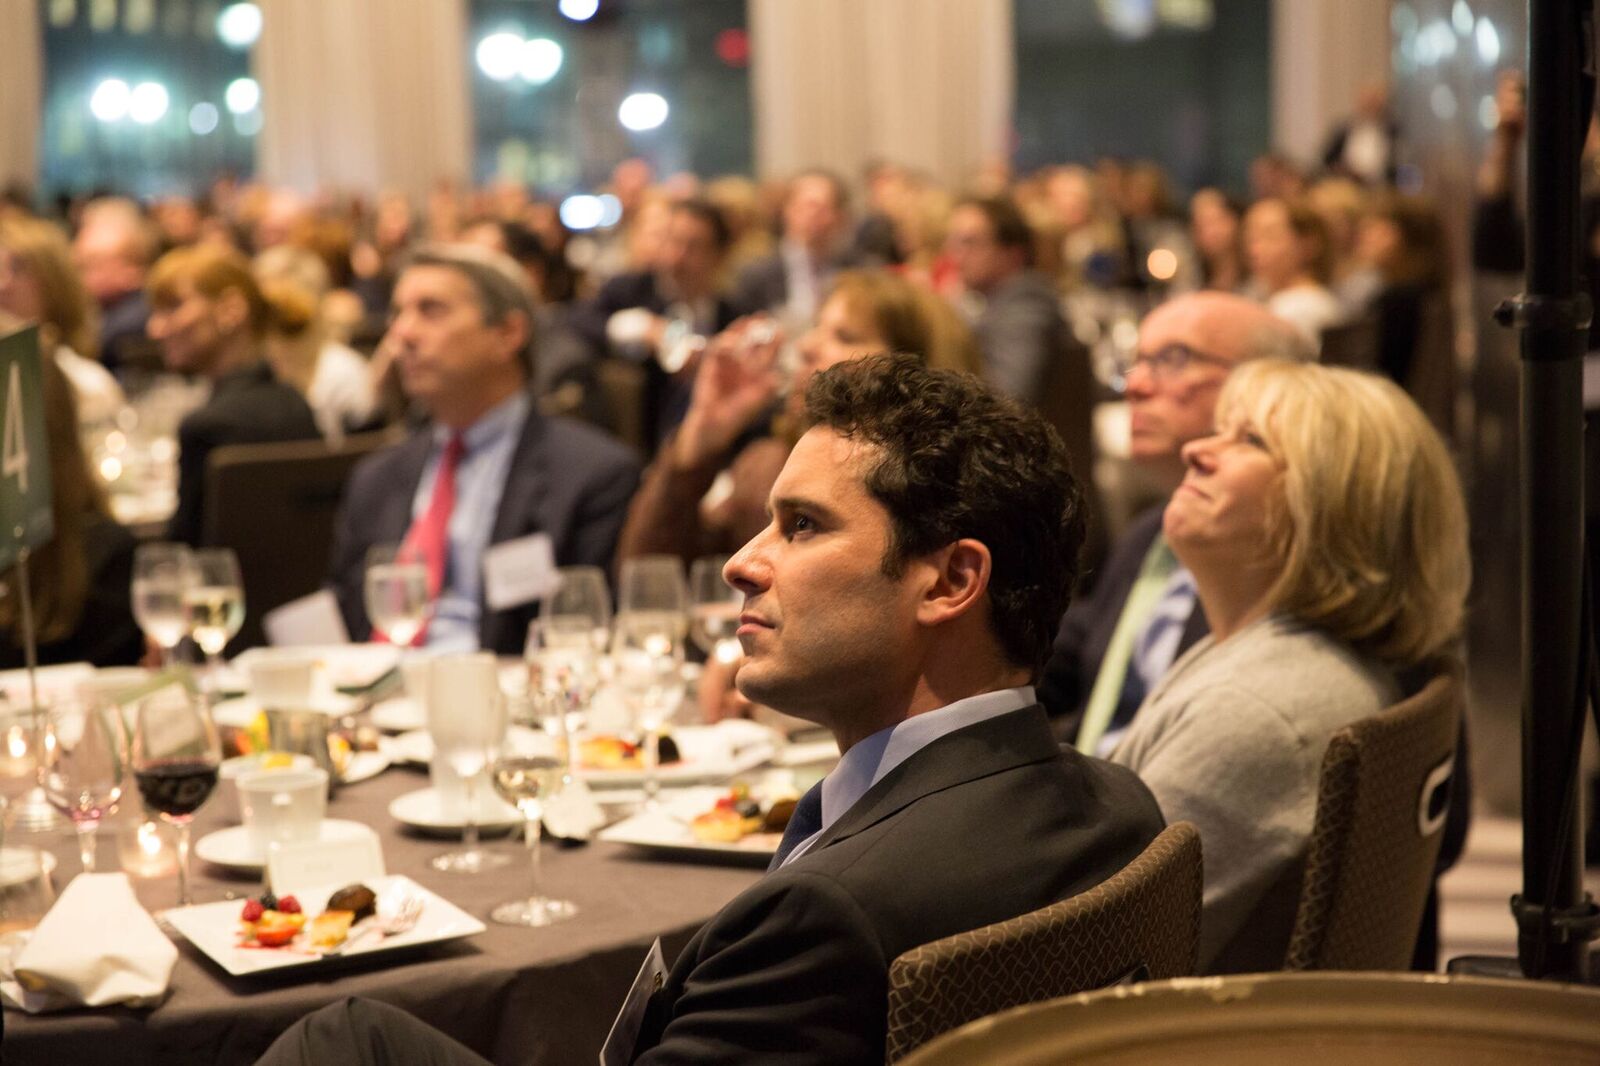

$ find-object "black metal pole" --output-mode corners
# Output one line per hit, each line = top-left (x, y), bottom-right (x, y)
(1516, 0), (1594, 982)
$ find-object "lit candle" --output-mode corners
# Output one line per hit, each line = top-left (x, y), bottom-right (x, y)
(117, 819), (177, 878)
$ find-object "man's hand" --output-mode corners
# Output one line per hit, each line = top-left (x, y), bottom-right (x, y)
(672, 317), (784, 470)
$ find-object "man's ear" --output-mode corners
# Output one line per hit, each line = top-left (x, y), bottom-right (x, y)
(493, 309), (531, 369)
(915, 538), (991, 628)
(215, 286), (251, 335)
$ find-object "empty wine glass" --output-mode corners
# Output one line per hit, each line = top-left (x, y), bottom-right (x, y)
(689, 555), (741, 665)
(131, 543), (193, 666)
(364, 543), (431, 646)
(131, 687), (220, 906)
(611, 620), (686, 809)
(42, 699), (128, 876)
(489, 751), (577, 927)
(527, 566), (612, 775)
(183, 548), (244, 694)
(0, 706), (45, 828)
(429, 653), (511, 874)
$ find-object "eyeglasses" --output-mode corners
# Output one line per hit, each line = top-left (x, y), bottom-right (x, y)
(1116, 344), (1233, 387)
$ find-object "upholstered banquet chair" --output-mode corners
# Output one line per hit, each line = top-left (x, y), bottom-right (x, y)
(884, 820), (1202, 1063)
(1282, 663), (1463, 971)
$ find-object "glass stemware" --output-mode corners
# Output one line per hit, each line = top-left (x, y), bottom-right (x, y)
(364, 543), (431, 647)
(688, 555), (741, 666)
(428, 653), (511, 874)
(131, 542), (194, 666)
(42, 699), (128, 875)
(183, 548), (244, 694)
(488, 752), (577, 927)
(613, 556), (688, 808)
(130, 687), (220, 906)
(526, 566), (612, 778)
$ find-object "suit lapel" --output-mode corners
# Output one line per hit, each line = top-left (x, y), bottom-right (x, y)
(478, 400), (547, 651)
(379, 432), (435, 543)
(804, 705), (1061, 857)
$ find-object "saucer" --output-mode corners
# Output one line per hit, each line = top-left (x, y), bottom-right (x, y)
(194, 819), (375, 873)
(387, 787), (522, 835)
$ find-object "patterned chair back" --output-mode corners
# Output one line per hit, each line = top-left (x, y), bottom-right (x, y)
(1283, 664), (1463, 971)
(884, 820), (1202, 1064)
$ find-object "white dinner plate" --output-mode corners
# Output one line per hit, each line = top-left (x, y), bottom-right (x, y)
(212, 694), (360, 729)
(161, 873), (485, 977)
(384, 726), (552, 767)
(576, 723), (778, 788)
(0, 847), (58, 888)
(194, 819), (378, 873)
(599, 788), (779, 864)
(368, 697), (425, 733)
(387, 787), (523, 835)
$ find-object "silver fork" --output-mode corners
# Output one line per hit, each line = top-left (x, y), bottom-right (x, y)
(325, 893), (424, 956)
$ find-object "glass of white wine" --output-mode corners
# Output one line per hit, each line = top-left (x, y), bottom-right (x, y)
(429, 653), (512, 874)
(131, 543), (194, 666)
(183, 549), (244, 695)
(489, 752), (577, 927)
(527, 566), (612, 775)
(688, 555), (741, 666)
(364, 544), (431, 646)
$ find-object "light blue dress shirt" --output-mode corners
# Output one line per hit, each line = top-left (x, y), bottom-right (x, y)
(780, 685), (1037, 867)
(411, 391), (530, 651)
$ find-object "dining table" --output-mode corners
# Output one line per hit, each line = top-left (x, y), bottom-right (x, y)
(2, 749), (769, 1065)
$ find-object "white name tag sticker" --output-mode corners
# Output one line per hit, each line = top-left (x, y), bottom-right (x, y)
(264, 590), (350, 647)
(483, 533), (559, 611)
(600, 937), (667, 1066)
(266, 829), (385, 896)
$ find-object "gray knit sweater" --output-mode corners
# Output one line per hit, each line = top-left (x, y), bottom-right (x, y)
(1109, 613), (1399, 973)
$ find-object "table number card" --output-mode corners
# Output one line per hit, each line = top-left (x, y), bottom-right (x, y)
(266, 829), (384, 895)
(483, 533), (559, 610)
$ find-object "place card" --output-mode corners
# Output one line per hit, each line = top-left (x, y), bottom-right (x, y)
(266, 828), (384, 895)
(483, 532), (559, 610)
(263, 590), (350, 647)
(600, 937), (667, 1066)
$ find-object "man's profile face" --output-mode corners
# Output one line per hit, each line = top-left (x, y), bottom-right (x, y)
(783, 175), (844, 252)
(944, 205), (1011, 293)
(724, 427), (924, 724)
(386, 265), (521, 411)
(659, 211), (722, 297)
(1125, 300), (1240, 467)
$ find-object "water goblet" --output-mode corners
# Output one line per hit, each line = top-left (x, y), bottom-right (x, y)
(131, 686), (220, 906)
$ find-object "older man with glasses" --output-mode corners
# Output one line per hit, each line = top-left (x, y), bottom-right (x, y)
(1038, 291), (1312, 751)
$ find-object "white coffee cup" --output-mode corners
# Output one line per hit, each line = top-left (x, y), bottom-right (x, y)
(238, 767), (328, 855)
(400, 654), (433, 713)
(220, 752), (317, 821)
(249, 654), (317, 710)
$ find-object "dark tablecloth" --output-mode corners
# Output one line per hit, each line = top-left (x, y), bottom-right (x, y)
(3, 764), (763, 1065)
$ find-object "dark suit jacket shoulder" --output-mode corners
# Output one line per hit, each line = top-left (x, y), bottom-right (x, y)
(1039, 503), (1209, 734)
(326, 399), (640, 653)
(170, 363), (320, 546)
(633, 704), (1165, 1065)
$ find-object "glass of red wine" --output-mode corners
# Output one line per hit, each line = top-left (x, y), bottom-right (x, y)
(131, 687), (220, 906)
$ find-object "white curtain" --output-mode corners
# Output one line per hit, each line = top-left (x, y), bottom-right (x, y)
(750, 0), (1013, 188)
(254, 0), (471, 199)
(1271, 0), (1391, 166)
(0, 0), (42, 195)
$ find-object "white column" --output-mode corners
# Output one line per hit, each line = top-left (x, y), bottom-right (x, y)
(0, 0), (43, 194)
(254, 0), (472, 199)
(750, 0), (1013, 187)
(1271, 0), (1391, 166)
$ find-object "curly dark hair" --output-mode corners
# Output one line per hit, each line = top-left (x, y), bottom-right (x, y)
(804, 353), (1086, 674)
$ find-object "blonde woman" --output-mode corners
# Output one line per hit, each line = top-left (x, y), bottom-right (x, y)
(0, 216), (125, 425)
(1110, 359), (1470, 974)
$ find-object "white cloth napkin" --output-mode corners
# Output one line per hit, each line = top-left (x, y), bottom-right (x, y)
(2, 873), (177, 1012)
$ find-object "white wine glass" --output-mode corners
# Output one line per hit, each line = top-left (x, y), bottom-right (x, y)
(489, 752), (577, 927)
(689, 555), (741, 666)
(611, 615), (685, 809)
(131, 543), (194, 666)
(183, 548), (244, 694)
(364, 543), (431, 647)
(429, 653), (512, 874)
(42, 699), (128, 876)
(131, 688), (220, 906)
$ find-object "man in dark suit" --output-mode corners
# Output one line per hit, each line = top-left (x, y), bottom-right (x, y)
(325, 244), (639, 655)
(567, 199), (740, 448)
(257, 355), (1163, 1066)
(1038, 292), (1311, 750)
(729, 169), (857, 323)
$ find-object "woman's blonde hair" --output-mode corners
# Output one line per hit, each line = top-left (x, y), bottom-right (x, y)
(148, 244), (308, 339)
(828, 270), (981, 376)
(0, 216), (99, 358)
(1218, 359), (1470, 665)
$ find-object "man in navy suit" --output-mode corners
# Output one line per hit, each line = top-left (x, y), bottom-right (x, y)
(325, 244), (639, 655)
(261, 354), (1162, 1066)
(729, 169), (858, 323)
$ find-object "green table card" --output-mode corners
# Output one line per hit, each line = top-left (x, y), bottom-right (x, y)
(0, 326), (54, 573)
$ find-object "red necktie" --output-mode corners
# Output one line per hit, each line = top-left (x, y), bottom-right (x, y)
(394, 432), (464, 645)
